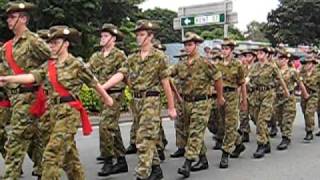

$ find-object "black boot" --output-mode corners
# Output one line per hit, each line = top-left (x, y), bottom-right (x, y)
(230, 143), (246, 158)
(277, 136), (291, 150)
(242, 132), (250, 143)
(111, 156), (128, 175)
(269, 126), (278, 138)
(178, 159), (192, 178)
(126, 144), (137, 154)
(158, 150), (165, 161)
(219, 150), (229, 169)
(253, 144), (265, 159)
(149, 165), (164, 180)
(96, 155), (106, 161)
(98, 157), (113, 176)
(315, 131), (320, 137)
(213, 139), (222, 150)
(170, 148), (185, 158)
(304, 131), (313, 141)
(190, 155), (209, 172)
(264, 142), (271, 154)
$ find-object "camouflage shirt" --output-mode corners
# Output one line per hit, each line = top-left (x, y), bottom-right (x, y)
(118, 48), (169, 92)
(216, 58), (245, 88)
(300, 65), (320, 93)
(169, 54), (222, 96)
(248, 62), (282, 88)
(88, 47), (127, 90)
(276, 67), (300, 94)
(0, 29), (51, 90)
(31, 54), (98, 105)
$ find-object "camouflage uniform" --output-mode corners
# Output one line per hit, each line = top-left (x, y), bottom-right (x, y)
(118, 48), (169, 179)
(88, 47), (127, 159)
(170, 55), (221, 160)
(31, 53), (98, 180)
(239, 63), (252, 134)
(300, 65), (320, 133)
(0, 88), (11, 159)
(215, 59), (245, 154)
(0, 29), (50, 179)
(272, 67), (300, 139)
(248, 62), (282, 145)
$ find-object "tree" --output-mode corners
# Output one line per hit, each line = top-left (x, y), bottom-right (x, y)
(244, 21), (268, 42)
(265, 0), (320, 46)
(0, 0), (146, 57)
(139, 8), (181, 43)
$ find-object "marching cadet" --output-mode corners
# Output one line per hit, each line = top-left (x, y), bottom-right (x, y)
(101, 20), (177, 180)
(170, 49), (188, 158)
(153, 39), (169, 161)
(273, 51), (308, 150)
(0, 25), (114, 179)
(247, 47), (290, 159)
(0, 2), (51, 179)
(239, 49), (257, 143)
(216, 38), (247, 168)
(300, 56), (320, 142)
(169, 32), (224, 178)
(87, 23), (128, 176)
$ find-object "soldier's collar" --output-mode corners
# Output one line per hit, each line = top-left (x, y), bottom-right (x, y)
(20, 29), (30, 39)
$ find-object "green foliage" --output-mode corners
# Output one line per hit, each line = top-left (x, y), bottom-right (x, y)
(244, 21), (269, 42)
(265, 0), (320, 46)
(79, 85), (102, 112)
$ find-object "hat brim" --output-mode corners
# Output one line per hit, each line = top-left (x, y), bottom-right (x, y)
(98, 28), (124, 41)
(182, 38), (204, 44)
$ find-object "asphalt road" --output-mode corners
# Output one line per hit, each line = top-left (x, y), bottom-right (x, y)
(1, 104), (320, 180)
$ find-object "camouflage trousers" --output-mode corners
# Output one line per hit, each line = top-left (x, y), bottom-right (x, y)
(272, 95), (296, 139)
(132, 96), (161, 179)
(99, 93), (125, 158)
(301, 93), (318, 132)
(0, 107), (11, 159)
(41, 103), (85, 180)
(29, 111), (55, 176)
(184, 99), (211, 160)
(174, 101), (187, 149)
(239, 97), (252, 134)
(129, 100), (167, 152)
(3, 94), (38, 180)
(220, 92), (242, 154)
(249, 90), (275, 145)
(207, 97), (221, 136)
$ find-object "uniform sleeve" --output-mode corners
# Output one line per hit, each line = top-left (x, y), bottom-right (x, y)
(158, 54), (170, 80)
(274, 65), (283, 80)
(30, 62), (47, 84)
(207, 63), (222, 81)
(292, 69), (301, 83)
(168, 64), (177, 77)
(78, 62), (99, 89)
(30, 36), (51, 64)
(237, 63), (246, 85)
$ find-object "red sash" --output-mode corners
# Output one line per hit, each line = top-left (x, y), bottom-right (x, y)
(4, 40), (46, 116)
(0, 100), (11, 108)
(48, 60), (92, 136)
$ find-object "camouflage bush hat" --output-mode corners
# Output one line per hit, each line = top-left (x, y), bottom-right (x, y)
(133, 19), (160, 32)
(48, 25), (81, 43)
(153, 39), (166, 51)
(301, 55), (318, 64)
(99, 23), (124, 41)
(36, 29), (50, 41)
(221, 38), (237, 47)
(5, 1), (35, 14)
(182, 32), (204, 43)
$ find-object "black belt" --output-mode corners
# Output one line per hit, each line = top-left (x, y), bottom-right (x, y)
(10, 86), (39, 94)
(133, 91), (160, 98)
(183, 95), (213, 102)
(0, 97), (9, 101)
(106, 89), (123, 94)
(223, 87), (237, 93)
(249, 86), (274, 92)
(307, 88), (317, 94)
(52, 96), (76, 104)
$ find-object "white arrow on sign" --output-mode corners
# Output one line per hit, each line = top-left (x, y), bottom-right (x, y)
(184, 18), (192, 25)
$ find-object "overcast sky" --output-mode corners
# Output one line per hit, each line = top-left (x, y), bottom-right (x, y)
(139, 0), (280, 31)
